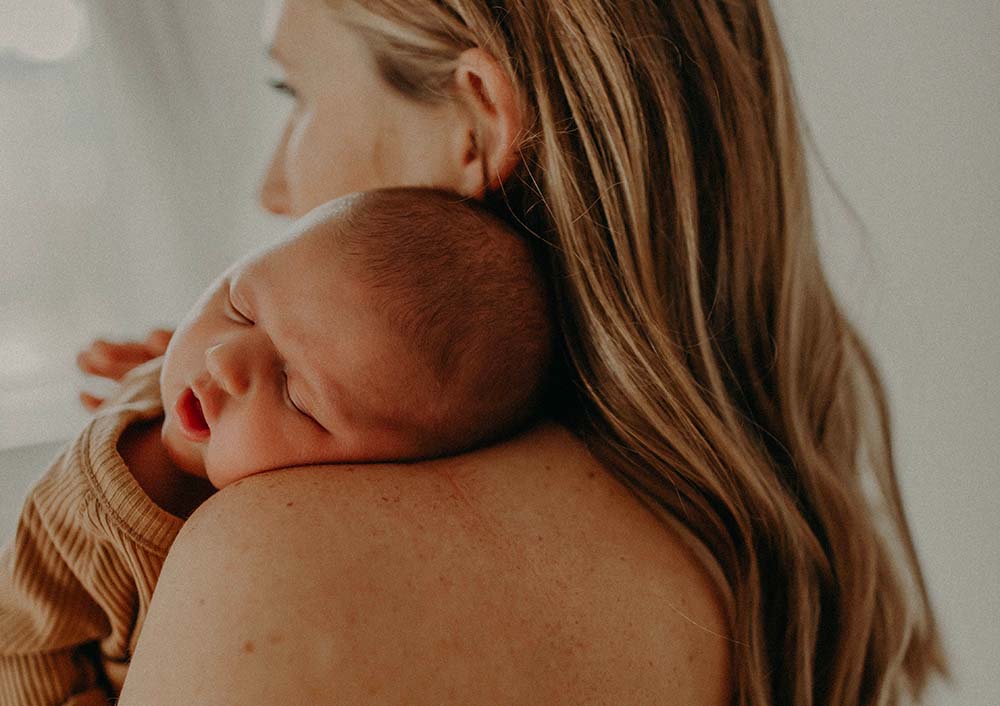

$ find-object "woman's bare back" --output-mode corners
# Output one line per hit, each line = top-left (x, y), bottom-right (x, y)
(119, 422), (731, 705)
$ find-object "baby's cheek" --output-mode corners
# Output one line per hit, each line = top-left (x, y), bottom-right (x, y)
(206, 424), (290, 488)
(206, 435), (259, 489)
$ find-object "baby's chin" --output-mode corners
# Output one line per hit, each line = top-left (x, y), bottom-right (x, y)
(202, 462), (275, 491)
(160, 416), (280, 489)
(160, 418), (211, 481)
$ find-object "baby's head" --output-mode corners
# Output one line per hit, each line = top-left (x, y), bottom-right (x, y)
(160, 189), (552, 488)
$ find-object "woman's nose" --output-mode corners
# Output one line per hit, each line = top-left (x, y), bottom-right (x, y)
(259, 126), (292, 216)
(205, 342), (251, 398)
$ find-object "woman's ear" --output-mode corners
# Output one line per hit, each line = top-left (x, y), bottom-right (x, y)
(451, 48), (523, 198)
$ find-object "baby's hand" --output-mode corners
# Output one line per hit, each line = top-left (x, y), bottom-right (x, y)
(77, 329), (173, 410)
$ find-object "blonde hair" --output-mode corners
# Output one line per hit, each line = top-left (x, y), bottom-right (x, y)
(332, 1), (949, 703)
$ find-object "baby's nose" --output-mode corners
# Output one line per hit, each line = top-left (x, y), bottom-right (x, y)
(205, 342), (251, 397)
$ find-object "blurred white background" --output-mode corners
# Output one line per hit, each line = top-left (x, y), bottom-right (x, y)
(774, 4), (999, 705)
(1, 1), (997, 704)
(0, 0), (285, 447)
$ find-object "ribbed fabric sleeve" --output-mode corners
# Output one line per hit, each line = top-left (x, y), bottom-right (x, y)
(0, 359), (181, 706)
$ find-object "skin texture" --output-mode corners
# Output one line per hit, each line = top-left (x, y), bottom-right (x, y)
(110, 1), (731, 702)
(159, 203), (438, 489)
(119, 424), (731, 706)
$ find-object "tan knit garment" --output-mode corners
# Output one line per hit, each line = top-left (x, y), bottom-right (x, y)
(0, 359), (180, 706)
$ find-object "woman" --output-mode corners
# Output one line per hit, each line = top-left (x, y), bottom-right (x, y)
(81, 0), (947, 704)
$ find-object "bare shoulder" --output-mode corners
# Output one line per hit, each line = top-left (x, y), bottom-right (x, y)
(120, 423), (731, 706)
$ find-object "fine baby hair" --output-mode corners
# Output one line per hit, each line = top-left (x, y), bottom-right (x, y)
(319, 187), (554, 456)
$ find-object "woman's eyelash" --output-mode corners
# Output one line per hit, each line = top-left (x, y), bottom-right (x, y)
(267, 79), (297, 98)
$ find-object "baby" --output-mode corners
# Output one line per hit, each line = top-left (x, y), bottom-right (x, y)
(0, 188), (552, 706)
(158, 187), (552, 490)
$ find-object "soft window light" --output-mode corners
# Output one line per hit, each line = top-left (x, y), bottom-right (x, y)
(0, 0), (89, 63)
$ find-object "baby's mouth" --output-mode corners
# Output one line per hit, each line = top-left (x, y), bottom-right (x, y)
(175, 387), (210, 441)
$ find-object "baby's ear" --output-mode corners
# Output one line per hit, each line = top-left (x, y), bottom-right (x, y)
(451, 48), (524, 198)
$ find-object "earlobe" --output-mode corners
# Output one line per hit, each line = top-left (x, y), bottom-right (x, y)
(452, 48), (523, 198)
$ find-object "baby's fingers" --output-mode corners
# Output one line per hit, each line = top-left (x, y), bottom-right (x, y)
(79, 391), (106, 411)
(76, 339), (159, 380)
(143, 328), (173, 356)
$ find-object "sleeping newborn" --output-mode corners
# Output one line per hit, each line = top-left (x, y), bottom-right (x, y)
(159, 187), (553, 487)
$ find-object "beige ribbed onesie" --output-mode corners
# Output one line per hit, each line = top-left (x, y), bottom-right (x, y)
(0, 359), (179, 706)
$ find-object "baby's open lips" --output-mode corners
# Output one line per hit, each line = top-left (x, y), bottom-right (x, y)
(176, 387), (210, 441)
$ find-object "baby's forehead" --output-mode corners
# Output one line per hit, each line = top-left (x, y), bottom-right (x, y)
(236, 219), (355, 283)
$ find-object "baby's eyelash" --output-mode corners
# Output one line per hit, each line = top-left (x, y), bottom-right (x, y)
(282, 371), (310, 418)
(227, 293), (253, 324)
(267, 79), (297, 98)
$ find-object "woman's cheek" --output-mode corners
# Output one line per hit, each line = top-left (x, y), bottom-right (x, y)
(284, 106), (338, 210)
(283, 118), (312, 215)
(297, 107), (387, 209)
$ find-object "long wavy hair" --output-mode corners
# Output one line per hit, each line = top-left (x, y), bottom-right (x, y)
(331, 0), (949, 703)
